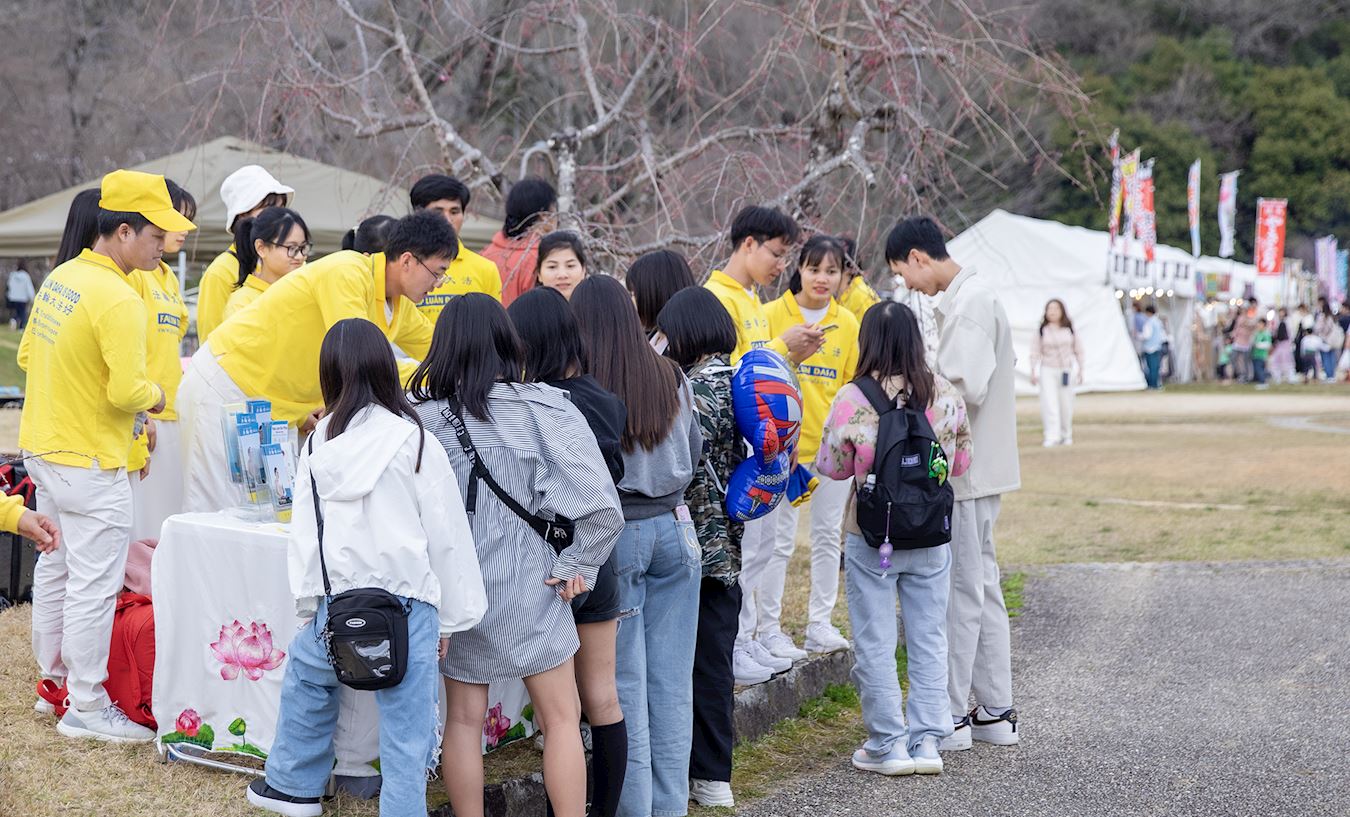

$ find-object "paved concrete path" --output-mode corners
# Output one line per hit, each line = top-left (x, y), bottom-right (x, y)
(740, 559), (1350, 817)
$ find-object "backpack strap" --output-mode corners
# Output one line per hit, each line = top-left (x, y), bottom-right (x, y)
(854, 375), (898, 416)
(306, 436), (333, 599)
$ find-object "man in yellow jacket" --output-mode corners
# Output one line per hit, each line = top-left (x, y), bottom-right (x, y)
(178, 211), (454, 512)
(19, 169), (193, 743)
(409, 173), (502, 324)
(195, 165), (293, 341)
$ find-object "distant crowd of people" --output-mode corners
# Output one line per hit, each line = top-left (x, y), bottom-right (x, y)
(1193, 296), (1350, 388)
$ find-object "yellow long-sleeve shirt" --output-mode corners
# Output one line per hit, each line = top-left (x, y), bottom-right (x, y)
(127, 262), (189, 471)
(704, 269), (790, 363)
(196, 247), (238, 341)
(416, 242), (502, 326)
(207, 251), (435, 425)
(765, 292), (859, 462)
(838, 275), (880, 324)
(0, 494), (25, 533)
(18, 249), (161, 469)
(223, 275), (269, 321)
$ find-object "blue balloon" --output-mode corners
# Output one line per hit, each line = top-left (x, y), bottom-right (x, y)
(724, 348), (805, 521)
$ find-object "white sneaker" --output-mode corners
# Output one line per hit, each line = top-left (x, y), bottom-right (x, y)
(938, 715), (972, 752)
(689, 778), (735, 807)
(34, 698), (56, 716)
(744, 639), (792, 673)
(804, 623), (850, 654)
(57, 704), (155, 743)
(912, 736), (943, 774)
(851, 746), (915, 776)
(971, 706), (1019, 746)
(1042, 440), (1059, 448)
(732, 646), (774, 686)
(758, 631), (808, 662)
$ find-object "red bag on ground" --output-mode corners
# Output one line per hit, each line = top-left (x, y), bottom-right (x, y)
(37, 592), (157, 730)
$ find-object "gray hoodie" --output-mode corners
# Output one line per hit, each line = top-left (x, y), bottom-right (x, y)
(618, 378), (703, 520)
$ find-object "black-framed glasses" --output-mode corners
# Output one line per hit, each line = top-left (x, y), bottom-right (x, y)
(267, 241), (314, 259)
(415, 256), (448, 285)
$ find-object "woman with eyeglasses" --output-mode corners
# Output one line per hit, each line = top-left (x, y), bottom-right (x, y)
(178, 211), (454, 513)
(222, 207), (312, 320)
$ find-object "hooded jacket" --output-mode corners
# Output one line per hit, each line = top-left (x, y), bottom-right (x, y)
(289, 405), (487, 637)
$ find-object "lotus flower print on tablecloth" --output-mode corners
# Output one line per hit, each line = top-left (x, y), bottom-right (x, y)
(210, 619), (286, 681)
(175, 708), (202, 737)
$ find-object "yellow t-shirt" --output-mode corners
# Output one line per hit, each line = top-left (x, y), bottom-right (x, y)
(126, 262), (189, 471)
(223, 275), (269, 321)
(208, 251), (435, 425)
(0, 494), (25, 534)
(838, 275), (880, 324)
(416, 242), (502, 325)
(17, 249), (161, 469)
(703, 269), (790, 363)
(765, 292), (859, 462)
(196, 247), (239, 341)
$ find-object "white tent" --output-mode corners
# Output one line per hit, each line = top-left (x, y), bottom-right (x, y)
(907, 210), (1149, 395)
(0, 137), (501, 260)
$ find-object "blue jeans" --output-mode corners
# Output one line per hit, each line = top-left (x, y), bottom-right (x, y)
(614, 512), (701, 817)
(1144, 350), (1163, 388)
(1320, 350), (1339, 379)
(844, 533), (953, 756)
(264, 596), (440, 817)
(1252, 357), (1267, 384)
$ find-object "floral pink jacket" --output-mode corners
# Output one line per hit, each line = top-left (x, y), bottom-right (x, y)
(815, 374), (973, 524)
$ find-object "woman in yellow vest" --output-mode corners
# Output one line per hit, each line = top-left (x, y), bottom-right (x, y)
(177, 211), (454, 513)
(222, 207), (311, 320)
(836, 235), (881, 323)
(756, 236), (860, 661)
(126, 181), (196, 540)
(196, 166), (294, 341)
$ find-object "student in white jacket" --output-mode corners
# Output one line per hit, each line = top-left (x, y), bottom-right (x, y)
(248, 318), (487, 817)
(886, 217), (1021, 754)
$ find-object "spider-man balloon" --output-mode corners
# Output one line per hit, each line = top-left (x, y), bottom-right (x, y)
(725, 348), (814, 521)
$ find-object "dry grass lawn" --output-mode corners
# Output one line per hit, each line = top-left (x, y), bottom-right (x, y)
(2, 386), (1347, 816)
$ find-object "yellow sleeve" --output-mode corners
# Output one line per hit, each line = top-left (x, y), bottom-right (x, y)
(482, 258), (503, 302)
(314, 263), (375, 332)
(196, 255), (237, 340)
(393, 300), (435, 362)
(127, 429), (150, 473)
(94, 298), (161, 413)
(766, 337), (790, 359)
(17, 323), (30, 373)
(841, 333), (859, 383)
(0, 494), (24, 534)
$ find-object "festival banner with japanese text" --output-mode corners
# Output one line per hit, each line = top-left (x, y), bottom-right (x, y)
(1315, 236), (1338, 299)
(1218, 171), (1239, 259)
(1187, 159), (1201, 257)
(1119, 149), (1141, 247)
(1338, 249), (1349, 304)
(1107, 130), (1123, 243)
(1137, 161), (1157, 263)
(1254, 198), (1287, 276)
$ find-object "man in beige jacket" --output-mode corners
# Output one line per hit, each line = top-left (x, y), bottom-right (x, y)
(886, 216), (1021, 752)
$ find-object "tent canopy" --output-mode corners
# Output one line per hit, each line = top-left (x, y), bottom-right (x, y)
(0, 137), (501, 260)
(945, 210), (1148, 394)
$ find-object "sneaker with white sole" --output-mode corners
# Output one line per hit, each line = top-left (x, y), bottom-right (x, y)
(938, 714), (972, 752)
(804, 623), (850, 654)
(56, 704), (154, 743)
(745, 639), (792, 673)
(247, 778), (323, 817)
(971, 705), (1019, 745)
(851, 745), (915, 776)
(34, 698), (56, 716)
(689, 778), (735, 807)
(759, 630), (808, 662)
(732, 646), (774, 686)
(912, 736), (943, 774)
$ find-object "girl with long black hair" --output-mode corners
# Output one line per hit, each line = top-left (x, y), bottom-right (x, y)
(571, 274), (703, 817)
(223, 207), (311, 320)
(248, 318), (486, 817)
(409, 294), (623, 817)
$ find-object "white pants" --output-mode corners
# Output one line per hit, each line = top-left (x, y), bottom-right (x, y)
(755, 474), (851, 634)
(130, 419), (183, 541)
(28, 457), (133, 712)
(178, 344), (248, 513)
(735, 513), (774, 648)
(1037, 368), (1075, 445)
(947, 495), (1012, 715)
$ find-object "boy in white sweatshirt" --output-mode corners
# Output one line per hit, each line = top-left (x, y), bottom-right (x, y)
(885, 217), (1021, 752)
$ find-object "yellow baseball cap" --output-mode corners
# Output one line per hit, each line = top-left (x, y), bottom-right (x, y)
(98, 170), (197, 233)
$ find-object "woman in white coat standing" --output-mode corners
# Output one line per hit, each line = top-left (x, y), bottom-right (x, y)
(1029, 299), (1085, 447)
(247, 318), (487, 817)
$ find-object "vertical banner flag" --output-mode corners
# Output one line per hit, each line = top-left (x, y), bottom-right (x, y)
(1107, 130), (1123, 244)
(1218, 171), (1239, 258)
(1120, 150), (1141, 246)
(1187, 159), (1202, 257)
(1336, 249), (1349, 304)
(1254, 198), (1287, 276)
(1314, 236), (1339, 300)
(1137, 160), (1157, 263)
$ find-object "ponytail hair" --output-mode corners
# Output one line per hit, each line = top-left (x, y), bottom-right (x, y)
(233, 207), (310, 288)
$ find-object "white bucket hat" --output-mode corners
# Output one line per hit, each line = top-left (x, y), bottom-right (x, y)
(220, 165), (295, 232)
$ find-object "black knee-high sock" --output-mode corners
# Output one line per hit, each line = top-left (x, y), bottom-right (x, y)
(587, 719), (628, 817)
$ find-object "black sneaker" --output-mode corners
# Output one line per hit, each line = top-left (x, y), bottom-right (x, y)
(247, 777), (323, 817)
(970, 705), (1019, 746)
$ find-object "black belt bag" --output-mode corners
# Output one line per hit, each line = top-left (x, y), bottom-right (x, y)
(307, 437), (410, 691)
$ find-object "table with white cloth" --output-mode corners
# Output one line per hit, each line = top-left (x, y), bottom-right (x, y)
(151, 511), (533, 772)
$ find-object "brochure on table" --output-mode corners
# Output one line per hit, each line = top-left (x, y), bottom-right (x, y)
(220, 399), (295, 522)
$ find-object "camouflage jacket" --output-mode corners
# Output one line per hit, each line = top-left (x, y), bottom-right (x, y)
(685, 355), (744, 586)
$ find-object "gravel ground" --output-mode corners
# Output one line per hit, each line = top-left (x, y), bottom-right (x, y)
(739, 559), (1350, 817)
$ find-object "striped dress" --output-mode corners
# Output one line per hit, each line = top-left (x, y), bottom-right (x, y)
(414, 383), (624, 683)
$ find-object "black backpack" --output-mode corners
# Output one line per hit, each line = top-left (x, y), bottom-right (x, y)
(853, 376), (954, 553)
